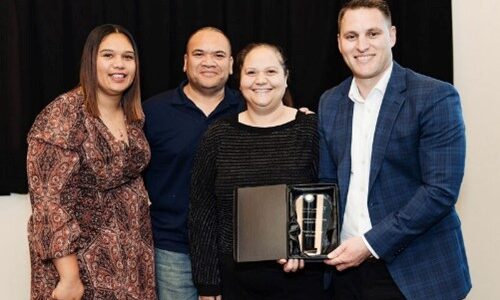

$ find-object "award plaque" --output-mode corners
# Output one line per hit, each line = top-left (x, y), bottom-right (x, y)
(234, 183), (339, 262)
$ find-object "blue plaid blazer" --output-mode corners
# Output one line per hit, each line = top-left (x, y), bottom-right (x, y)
(318, 62), (471, 299)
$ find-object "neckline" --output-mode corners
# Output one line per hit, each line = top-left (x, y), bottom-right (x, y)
(230, 110), (303, 133)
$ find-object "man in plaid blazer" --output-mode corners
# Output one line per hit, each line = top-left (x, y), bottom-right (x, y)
(319, 1), (471, 299)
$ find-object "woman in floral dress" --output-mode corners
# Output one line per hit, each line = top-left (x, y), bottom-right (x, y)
(26, 24), (156, 300)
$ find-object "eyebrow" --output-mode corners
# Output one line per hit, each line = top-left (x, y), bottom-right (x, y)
(99, 49), (135, 54)
(191, 49), (227, 54)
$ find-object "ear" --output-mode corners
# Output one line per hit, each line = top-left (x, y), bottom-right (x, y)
(389, 26), (397, 48)
(183, 54), (188, 72)
(337, 33), (341, 53)
(229, 56), (234, 75)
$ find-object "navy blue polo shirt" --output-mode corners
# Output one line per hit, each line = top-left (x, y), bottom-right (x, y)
(142, 81), (244, 253)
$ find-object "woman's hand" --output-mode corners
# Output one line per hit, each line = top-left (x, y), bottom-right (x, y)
(51, 277), (84, 300)
(199, 295), (221, 300)
(277, 258), (304, 272)
(51, 254), (84, 300)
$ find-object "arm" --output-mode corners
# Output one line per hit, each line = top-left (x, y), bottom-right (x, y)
(27, 139), (82, 260)
(366, 84), (466, 262)
(189, 127), (222, 297)
(27, 138), (83, 296)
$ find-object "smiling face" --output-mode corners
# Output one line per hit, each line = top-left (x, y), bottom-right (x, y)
(96, 33), (136, 100)
(183, 29), (233, 93)
(338, 7), (396, 87)
(239, 45), (288, 111)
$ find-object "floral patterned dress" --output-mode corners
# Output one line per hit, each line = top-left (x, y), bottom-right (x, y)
(26, 88), (156, 299)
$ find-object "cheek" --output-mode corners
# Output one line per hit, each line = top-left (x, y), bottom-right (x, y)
(239, 76), (252, 88)
(272, 77), (287, 89)
(128, 63), (137, 79)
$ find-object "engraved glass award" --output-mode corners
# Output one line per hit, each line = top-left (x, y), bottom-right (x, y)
(293, 190), (335, 258)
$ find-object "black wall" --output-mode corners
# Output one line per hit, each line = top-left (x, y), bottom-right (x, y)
(0, 0), (453, 194)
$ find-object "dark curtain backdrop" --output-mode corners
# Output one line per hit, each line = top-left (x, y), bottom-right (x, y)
(0, 0), (453, 194)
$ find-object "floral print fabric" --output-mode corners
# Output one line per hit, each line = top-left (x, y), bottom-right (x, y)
(27, 88), (156, 299)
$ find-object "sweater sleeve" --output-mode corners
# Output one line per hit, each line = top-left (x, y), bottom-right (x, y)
(188, 124), (222, 296)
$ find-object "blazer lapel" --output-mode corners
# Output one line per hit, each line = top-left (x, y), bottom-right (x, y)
(339, 101), (354, 207)
(333, 82), (354, 208)
(368, 63), (407, 193)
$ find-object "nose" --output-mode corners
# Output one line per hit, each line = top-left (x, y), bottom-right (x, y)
(112, 57), (125, 69)
(255, 72), (267, 84)
(201, 54), (216, 67)
(356, 36), (369, 52)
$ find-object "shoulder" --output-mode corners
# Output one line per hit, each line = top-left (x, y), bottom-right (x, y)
(397, 65), (458, 101)
(224, 87), (243, 101)
(27, 88), (86, 149)
(142, 88), (178, 112)
(206, 116), (235, 136)
(297, 111), (318, 127)
(318, 77), (352, 111)
(223, 87), (245, 111)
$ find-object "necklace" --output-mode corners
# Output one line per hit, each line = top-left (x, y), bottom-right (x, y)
(118, 128), (125, 139)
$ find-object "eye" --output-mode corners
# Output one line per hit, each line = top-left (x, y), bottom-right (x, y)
(123, 54), (135, 61)
(345, 34), (356, 41)
(214, 52), (226, 59)
(266, 69), (278, 75)
(368, 31), (380, 38)
(245, 70), (256, 76)
(102, 52), (113, 58)
(192, 52), (204, 58)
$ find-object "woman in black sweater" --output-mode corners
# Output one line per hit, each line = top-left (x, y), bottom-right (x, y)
(189, 43), (326, 300)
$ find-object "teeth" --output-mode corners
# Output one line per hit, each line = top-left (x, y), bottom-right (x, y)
(355, 55), (374, 63)
(111, 74), (125, 79)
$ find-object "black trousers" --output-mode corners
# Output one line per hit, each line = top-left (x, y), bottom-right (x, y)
(221, 255), (328, 300)
(333, 258), (406, 300)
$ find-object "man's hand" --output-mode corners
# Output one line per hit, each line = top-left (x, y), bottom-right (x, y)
(324, 236), (372, 271)
(277, 258), (305, 272)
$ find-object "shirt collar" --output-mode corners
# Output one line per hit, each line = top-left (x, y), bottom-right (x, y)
(348, 62), (393, 104)
(174, 80), (243, 111)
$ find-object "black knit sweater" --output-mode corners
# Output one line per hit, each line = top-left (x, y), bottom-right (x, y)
(188, 111), (319, 295)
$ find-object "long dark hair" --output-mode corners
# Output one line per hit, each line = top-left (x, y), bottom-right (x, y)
(79, 24), (143, 121)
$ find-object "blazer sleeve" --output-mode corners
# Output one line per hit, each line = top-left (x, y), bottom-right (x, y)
(365, 83), (466, 262)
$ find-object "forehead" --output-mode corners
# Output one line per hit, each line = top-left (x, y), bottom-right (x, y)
(99, 33), (133, 50)
(187, 30), (231, 53)
(340, 8), (389, 32)
(244, 46), (281, 66)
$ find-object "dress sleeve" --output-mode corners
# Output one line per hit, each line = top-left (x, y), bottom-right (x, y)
(27, 137), (82, 261)
(188, 125), (222, 296)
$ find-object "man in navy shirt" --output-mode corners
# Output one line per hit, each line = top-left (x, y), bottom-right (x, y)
(142, 27), (243, 300)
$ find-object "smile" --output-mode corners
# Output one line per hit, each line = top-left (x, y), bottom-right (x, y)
(354, 54), (375, 63)
(252, 88), (272, 94)
(110, 73), (127, 78)
(109, 73), (128, 82)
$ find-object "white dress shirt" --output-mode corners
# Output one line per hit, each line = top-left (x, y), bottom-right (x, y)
(340, 63), (393, 258)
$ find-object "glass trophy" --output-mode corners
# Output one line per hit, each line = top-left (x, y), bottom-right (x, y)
(290, 185), (337, 258)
